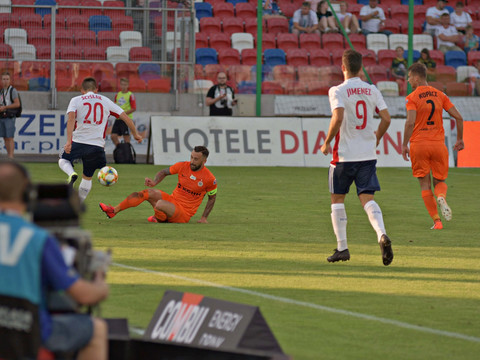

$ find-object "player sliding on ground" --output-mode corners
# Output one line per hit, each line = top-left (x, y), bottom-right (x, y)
(402, 63), (464, 230)
(99, 146), (217, 224)
(320, 49), (394, 266)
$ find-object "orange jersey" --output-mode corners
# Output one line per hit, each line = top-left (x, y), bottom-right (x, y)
(405, 85), (454, 143)
(169, 161), (217, 217)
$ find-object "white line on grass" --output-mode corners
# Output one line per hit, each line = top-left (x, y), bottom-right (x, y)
(113, 262), (480, 343)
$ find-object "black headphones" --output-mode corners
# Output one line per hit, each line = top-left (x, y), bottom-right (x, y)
(0, 160), (32, 204)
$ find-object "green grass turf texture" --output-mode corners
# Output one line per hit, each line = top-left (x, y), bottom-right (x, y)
(26, 163), (480, 360)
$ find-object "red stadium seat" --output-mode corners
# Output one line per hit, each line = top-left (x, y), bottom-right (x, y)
(36, 45), (60, 59)
(103, 0), (125, 19)
(377, 49), (396, 68)
(19, 13), (42, 30)
(80, 0), (103, 17)
(322, 33), (344, 49)
(309, 48), (330, 66)
(278, 2), (296, 18)
(60, 46), (83, 60)
(84, 47), (106, 60)
(319, 65), (343, 84)
(235, 3), (256, 20)
(12, 0), (35, 16)
(262, 81), (284, 94)
(255, 33), (276, 50)
(435, 65), (457, 84)
(297, 65), (320, 82)
(195, 32), (209, 49)
(277, 33), (299, 51)
(429, 81), (445, 92)
(28, 29), (51, 47)
(286, 48), (309, 66)
(430, 49), (445, 65)
(66, 14), (90, 30)
(228, 64), (252, 83)
(467, 50), (480, 65)
(147, 78), (172, 93)
(200, 17), (222, 34)
(209, 32), (231, 51)
(56, 29), (75, 47)
(273, 65), (296, 84)
(218, 48), (240, 65)
(359, 48), (377, 66)
(92, 62), (114, 83)
(222, 17), (244, 36)
(331, 48), (345, 66)
(213, 2), (234, 18)
(241, 48), (258, 65)
(21, 61), (48, 79)
(365, 65), (388, 84)
(266, 18), (289, 34)
(115, 62), (139, 80)
(307, 80), (330, 95)
(75, 30), (97, 47)
(445, 82), (469, 96)
(43, 14), (66, 30)
(124, 76), (146, 92)
(244, 17), (266, 34)
(284, 81), (307, 95)
(58, 0), (80, 17)
(390, 5), (409, 22)
(299, 33), (321, 51)
(0, 14), (20, 28)
(130, 47), (152, 61)
(98, 30), (120, 47)
(347, 33), (366, 50)
(384, 19), (401, 34)
(111, 16), (134, 32)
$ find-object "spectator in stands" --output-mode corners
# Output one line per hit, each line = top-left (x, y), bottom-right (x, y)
(0, 72), (20, 159)
(111, 78), (137, 146)
(316, 0), (338, 33)
(336, 1), (361, 35)
(418, 48), (437, 81)
(463, 24), (479, 53)
(206, 72), (237, 116)
(425, 0), (450, 36)
(391, 46), (408, 88)
(469, 59), (480, 95)
(263, 0), (286, 20)
(359, 0), (391, 36)
(436, 13), (463, 53)
(450, 1), (472, 34)
(292, 2), (320, 36)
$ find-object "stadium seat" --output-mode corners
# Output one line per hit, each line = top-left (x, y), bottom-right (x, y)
(228, 64), (251, 83)
(266, 17), (289, 34)
(236, 80), (256, 94)
(92, 62), (114, 83)
(364, 65), (388, 84)
(241, 48), (258, 65)
(55, 29), (75, 47)
(209, 32), (231, 51)
(75, 30), (97, 47)
(468, 51), (480, 66)
(286, 48), (308, 66)
(81, 0), (103, 17)
(264, 48), (286, 66)
(4, 28), (27, 46)
(19, 13), (42, 31)
(125, 76), (146, 92)
(103, 0), (125, 19)
(366, 33), (388, 54)
(322, 33), (344, 49)
(34, 0), (56, 16)
(98, 76), (117, 92)
(194, 2), (213, 20)
(58, 0), (80, 17)
(435, 65), (457, 84)
(278, 2), (296, 18)
(359, 49), (377, 66)
(111, 15), (134, 32)
(115, 62), (139, 79)
(106, 46), (129, 62)
(306, 80), (330, 95)
(383, 19), (401, 34)
(235, 2), (256, 19)
(297, 65), (320, 82)
(218, 48), (240, 65)
(28, 76), (50, 91)
(200, 17), (222, 34)
(60, 46), (83, 60)
(284, 81), (307, 95)
(0, 14), (20, 28)
(244, 17), (265, 34)
(347, 33), (366, 50)
(119, 30), (142, 49)
(277, 33), (299, 51)
(299, 33), (321, 51)
(377, 49), (396, 68)
(445, 50), (467, 69)
(262, 81), (284, 94)
(98, 30), (120, 47)
(11, 44), (36, 59)
(445, 82), (468, 96)
(255, 33), (276, 49)
(456, 65), (478, 83)
(376, 81), (399, 97)
(399, 18), (424, 35)
(390, 5), (409, 22)
(272, 65), (295, 85)
(196, 47), (218, 65)
(222, 17), (244, 36)
(331, 48), (346, 66)
(195, 32), (209, 49)
(89, 15), (112, 34)
(84, 47), (106, 60)
(130, 47), (152, 61)
(12, 77), (29, 91)
(21, 60), (47, 79)
(0, 43), (12, 58)
(36, 45), (60, 59)
(309, 48), (330, 66)
(389, 34), (408, 51)
(251, 64), (273, 81)
(66, 15), (90, 31)
(147, 78), (171, 93)
(429, 49), (444, 65)
(413, 34), (434, 51)
(231, 33), (253, 52)
(12, 0), (35, 16)
(213, 2), (234, 18)
(204, 64), (226, 82)
(43, 14), (66, 30)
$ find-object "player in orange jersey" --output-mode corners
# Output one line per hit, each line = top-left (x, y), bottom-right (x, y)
(402, 63), (464, 230)
(99, 146), (217, 223)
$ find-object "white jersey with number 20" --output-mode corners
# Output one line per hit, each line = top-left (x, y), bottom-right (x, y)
(67, 91), (124, 147)
(328, 77), (388, 164)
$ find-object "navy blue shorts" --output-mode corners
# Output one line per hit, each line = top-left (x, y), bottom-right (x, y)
(328, 160), (380, 195)
(111, 119), (129, 136)
(60, 142), (106, 178)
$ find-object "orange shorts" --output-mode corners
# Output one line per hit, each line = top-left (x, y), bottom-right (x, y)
(158, 191), (192, 223)
(410, 141), (449, 180)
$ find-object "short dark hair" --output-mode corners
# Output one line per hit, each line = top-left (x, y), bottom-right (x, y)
(342, 49), (363, 75)
(408, 62), (427, 79)
(1, 71), (11, 77)
(82, 77), (97, 91)
(0, 160), (30, 203)
(302, 2), (310, 7)
(194, 146), (209, 158)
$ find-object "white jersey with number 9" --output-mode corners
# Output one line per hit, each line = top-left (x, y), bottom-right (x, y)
(67, 91), (124, 147)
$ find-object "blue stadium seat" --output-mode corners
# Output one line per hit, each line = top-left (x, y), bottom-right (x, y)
(138, 63), (161, 82)
(194, 3), (213, 21)
(356, 0), (369, 4)
(400, 0), (422, 4)
(196, 48), (218, 65)
(404, 49), (420, 62)
(237, 81), (256, 94)
(89, 15), (112, 34)
(445, 50), (467, 69)
(34, 0), (57, 17)
(264, 49), (286, 66)
(226, 0), (247, 6)
(29, 77), (51, 91)
(250, 65), (274, 81)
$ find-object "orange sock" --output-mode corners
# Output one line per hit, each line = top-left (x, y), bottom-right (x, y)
(434, 182), (448, 199)
(154, 209), (167, 222)
(422, 189), (440, 221)
(118, 190), (149, 211)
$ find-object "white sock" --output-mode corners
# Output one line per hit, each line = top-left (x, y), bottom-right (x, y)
(58, 159), (75, 176)
(331, 203), (348, 251)
(78, 179), (92, 203)
(364, 200), (386, 243)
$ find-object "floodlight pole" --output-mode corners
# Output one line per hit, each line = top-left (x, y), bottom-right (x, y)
(407, 0), (414, 94)
(256, 0), (263, 116)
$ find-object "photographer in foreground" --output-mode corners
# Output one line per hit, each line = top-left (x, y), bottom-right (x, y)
(0, 160), (109, 359)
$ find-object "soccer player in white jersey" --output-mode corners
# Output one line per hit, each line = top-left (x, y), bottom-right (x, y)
(320, 49), (394, 266)
(58, 77), (143, 202)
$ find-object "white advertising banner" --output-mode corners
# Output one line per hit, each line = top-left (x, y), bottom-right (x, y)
(0, 111), (151, 155)
(150, 116), (454, 167)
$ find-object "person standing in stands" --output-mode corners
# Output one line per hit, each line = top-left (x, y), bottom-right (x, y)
(0, 72), (20, 159)
(111, 78), (137, 146)
(205, 72), (237, 116)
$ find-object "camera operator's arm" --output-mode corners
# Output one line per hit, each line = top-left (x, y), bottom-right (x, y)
(67, 273), (109, 306)
(145, 167), (170, 187)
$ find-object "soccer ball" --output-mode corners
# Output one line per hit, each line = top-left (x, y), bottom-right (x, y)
(97, 166), (118, 186)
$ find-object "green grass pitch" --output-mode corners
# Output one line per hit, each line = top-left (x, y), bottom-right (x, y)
(26, 163), (480, 360)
